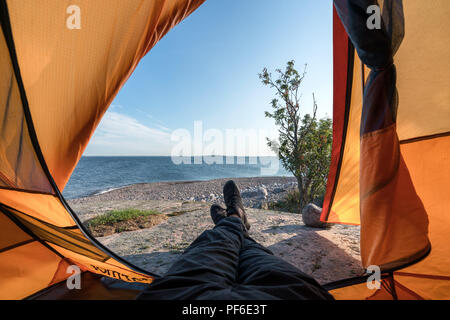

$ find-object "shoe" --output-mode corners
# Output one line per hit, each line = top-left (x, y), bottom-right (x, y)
(223, 180), (251, 230)
(210, 204), (227, 225)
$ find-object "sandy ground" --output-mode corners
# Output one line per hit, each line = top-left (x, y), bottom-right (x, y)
(69, 180), (364, 285)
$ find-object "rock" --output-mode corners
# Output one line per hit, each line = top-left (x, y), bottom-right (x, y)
(259, 186), (268, 198)
(302, 203), (328, 228)
(241, 186), (268, 199)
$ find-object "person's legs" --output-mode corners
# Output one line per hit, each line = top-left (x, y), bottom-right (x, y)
(137, 216), (246, 300)
(139, 180), (333, 300)
(235, 237), (334, 300)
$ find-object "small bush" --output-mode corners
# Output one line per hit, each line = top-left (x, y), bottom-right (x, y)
(268, 189), (302, 214)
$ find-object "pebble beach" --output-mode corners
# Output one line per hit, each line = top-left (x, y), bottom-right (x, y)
(68, 176), (363, 284)
(69, 176), (299, 209)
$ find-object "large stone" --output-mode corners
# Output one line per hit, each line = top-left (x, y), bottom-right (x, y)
(241, 186), (268, 200)
(302, 203), (328, 228)
(259, 186), (268, 198)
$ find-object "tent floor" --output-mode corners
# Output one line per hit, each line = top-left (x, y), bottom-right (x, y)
(28, 272), (148, 300)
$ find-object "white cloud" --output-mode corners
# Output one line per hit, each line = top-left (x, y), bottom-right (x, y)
(84, 111), (174, 156)
(155, 123), (170, 132)
(83, 111), (279, 157)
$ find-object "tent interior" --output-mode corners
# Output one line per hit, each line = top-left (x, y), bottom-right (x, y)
(0, 0), (449, 300)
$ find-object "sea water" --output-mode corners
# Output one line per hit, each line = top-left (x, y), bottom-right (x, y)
(63, 156), (292, 199)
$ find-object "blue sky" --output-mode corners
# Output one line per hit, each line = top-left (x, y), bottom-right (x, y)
(84, 0), (333, 156)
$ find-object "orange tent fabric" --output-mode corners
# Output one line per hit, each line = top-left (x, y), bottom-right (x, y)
(0, 0), (205, 300)
(0, 0), (448, 300)
(8, 0), (206, 191)
(322, 0), (450, 299)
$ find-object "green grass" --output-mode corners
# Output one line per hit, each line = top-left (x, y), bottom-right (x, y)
(87, 209), (162, 227)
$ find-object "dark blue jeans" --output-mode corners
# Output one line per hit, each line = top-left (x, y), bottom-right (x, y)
(137, 217), (334, 300)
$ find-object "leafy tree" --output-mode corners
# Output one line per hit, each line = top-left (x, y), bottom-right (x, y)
(259, 60), (332, 210)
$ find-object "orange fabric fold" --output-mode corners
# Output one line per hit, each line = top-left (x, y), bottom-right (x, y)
(360, 124), (430, 269)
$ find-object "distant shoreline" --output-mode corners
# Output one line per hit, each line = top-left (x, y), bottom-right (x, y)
(83, 175), (294, 197)
(67, 176), (297, 214)
(63, 156), (292, 199)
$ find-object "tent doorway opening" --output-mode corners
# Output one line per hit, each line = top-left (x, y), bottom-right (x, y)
(65, 0), (350, 283)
